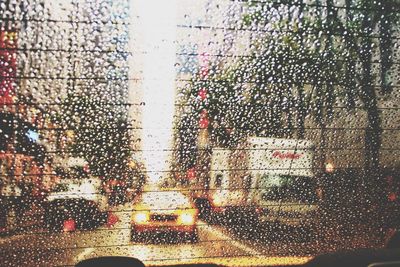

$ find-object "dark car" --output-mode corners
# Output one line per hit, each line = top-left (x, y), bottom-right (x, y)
(43, 179), (109, 231)
(43, 198), (107, 231)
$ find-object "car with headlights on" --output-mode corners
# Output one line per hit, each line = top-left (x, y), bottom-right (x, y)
(131, 190), (198, 243)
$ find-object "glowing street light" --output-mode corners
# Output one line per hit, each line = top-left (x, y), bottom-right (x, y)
(325, 162), (335, 173)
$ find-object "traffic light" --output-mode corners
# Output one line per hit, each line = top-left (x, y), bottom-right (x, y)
(199, 110), (209, 129)
(198, 87), (207, 100)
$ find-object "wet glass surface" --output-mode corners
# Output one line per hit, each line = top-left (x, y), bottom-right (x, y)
(0, 0), (399, 266)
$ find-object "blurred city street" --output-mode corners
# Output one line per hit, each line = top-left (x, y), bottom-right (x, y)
(0, 201), (385, 267)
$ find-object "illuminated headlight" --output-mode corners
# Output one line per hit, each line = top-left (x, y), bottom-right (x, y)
(178, 210), (197, 225)
(133, 212), (149, 224)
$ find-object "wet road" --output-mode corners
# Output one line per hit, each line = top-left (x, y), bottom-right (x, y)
(0, 203), (383, 267)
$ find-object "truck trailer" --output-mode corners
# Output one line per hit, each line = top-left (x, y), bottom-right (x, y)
(192, 137), (320, 227)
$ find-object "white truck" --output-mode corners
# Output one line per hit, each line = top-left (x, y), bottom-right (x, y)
(207, 137), (320, 227)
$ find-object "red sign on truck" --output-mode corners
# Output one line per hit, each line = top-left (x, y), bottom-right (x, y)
(272, 151), (302, 160)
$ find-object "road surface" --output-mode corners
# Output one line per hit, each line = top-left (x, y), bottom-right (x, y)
(0, 203), (382, 267)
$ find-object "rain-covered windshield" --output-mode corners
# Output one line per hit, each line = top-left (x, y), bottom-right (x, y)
(1, 0), (400, 266)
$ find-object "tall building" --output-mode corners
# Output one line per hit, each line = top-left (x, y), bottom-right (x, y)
(2, 0), (132, 186)
(0, 0), (49, 192)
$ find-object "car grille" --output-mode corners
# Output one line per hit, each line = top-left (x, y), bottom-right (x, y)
(150, 214), (178, 222)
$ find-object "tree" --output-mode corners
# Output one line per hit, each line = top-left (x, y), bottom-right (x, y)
(54, 94), (133, 181)
(179, 0), (399, 208)
(184, 0), (398, 162)
(180, 0), (342, 148)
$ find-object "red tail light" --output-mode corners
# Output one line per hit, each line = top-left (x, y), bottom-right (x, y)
(63, 219), (76, 232)
(107, 212), (119, 228)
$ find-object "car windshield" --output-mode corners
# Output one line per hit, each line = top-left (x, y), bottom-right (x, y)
(53, 183), (70, 193)
(260, 175), (319, 204)
(1, 0), (399, 266)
